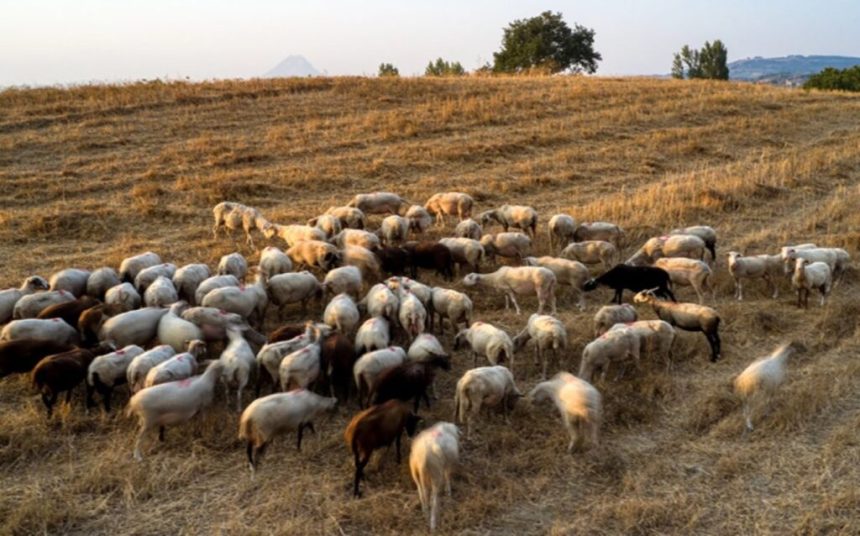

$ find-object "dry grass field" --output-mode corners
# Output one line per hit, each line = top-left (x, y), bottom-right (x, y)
(1, 76), (860, 535)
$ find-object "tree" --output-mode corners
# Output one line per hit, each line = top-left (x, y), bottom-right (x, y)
(378, 63), (399, 77)
(672, 40), (729, 80)
(424, 58), (465, 77)
(492, 11), (601, 74)
(804, 66), (860, 91)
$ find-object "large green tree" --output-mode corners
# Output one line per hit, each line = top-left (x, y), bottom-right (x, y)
(672, 40), (729, 80)
(424, 58), (465, 77)
(804, 66), (860, 91)
(492, 11), (601, 74)
(378, 63), (399, 77)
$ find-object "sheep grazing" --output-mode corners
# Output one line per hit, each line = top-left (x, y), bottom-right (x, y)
(344, 399), (421, 497)
(263, 223), (327, 248)
(791, 258), (832, 308)
(324, 206), (367, 230)
(479, 205), (538, 238)
(529, 372), (602, 453)
(453, 322), (515, 370)
(135, 263), (177, 293)
(385, 276), (432, 308)
(462, 266), (557, 315)
(0, 275), (49, 324)
(407, 334), (448, 363)
(332, 229), (381, 251)
(593, 304), (638, 337)
(355, 317), (391, 354)
(309, 213), (343, 238)
(734, 342), (801, 432)
(608, 320), (676, 365)
(217, 252), (249, 281)
(212, 201), (269, 247)
(380, 215), (410, 245)
(578, 328), (641, 383)
(126, 344), (176, 393)
(438, 237), (484, 274)
(523, 256), (589, 311)
(572, 222), (625, 246)
(454, 218), (482, 240)
(583, 264), (675, 304)
(0, 318), (79, 345)
(374, 246), (411, 277)
(402, 241), (454, 281)
(78, 303), (124, 346)
(221, 325), (258, 410)
(428, 287), (472, 335)
(143, 276), (179, 308)
(86, 344), (145, 411)
(561, 240), (618, 271)
(726, 251), (781, 301)
(86, 268), (121, 300)
(258, 247), (293, 281)
(628, 234), (707, 265)
(36, 295), (99, 328)
(780, 246), (847, 280)
(453, 366), (521, 438)
(409, 422), (460, 532)
(424, 192), (474, 226)
(201, 272), (267, 326)
(279, 335), (323, 392)
(126, 360), (224, 461)
(405, 205), (433, 234)
(320, 330), (359, 402)
(670, 225), (717, 261)
(347, 192), (409, 215)
(144, 340), (207, 388)
(267, 271), (323, 317)
(341, 245), (383, 282)
(0, 339), (76, 379)
(547, 214), (576, 252)
(32, 341), (116, 417)
(286, 240), (342, 272)
(371, 353), (451, 411)
(480, 232), (531, 264)
(194, 274), (239, 306)
(172, 263), (211, 305)
(239, 390), (338, 472)
(513, 314), (568, 379)
(105, 282), (141, 311)
(181, 305), (250, 338)
(323, 293), (361, 334)
(398, 291), (427, 342)
(255, 327), (316, 391)
(353, 346), (407, 407)
(49, 268), (91, 297)
(653, 257), (713, 304)
(360, 283), (400, 322)
(13, 289), (76, 319)
(119, 251), (162, 283)
(322, 265), (363, 300)
(634, 289), (721, 362)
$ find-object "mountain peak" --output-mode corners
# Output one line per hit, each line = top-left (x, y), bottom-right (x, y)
(264, 55), (320, 78)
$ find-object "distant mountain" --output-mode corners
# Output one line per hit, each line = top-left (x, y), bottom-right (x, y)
(264, 55), (320, 78)
(729, 55), (860, 86)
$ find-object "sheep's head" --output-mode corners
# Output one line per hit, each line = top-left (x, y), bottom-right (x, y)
(452, 330), (468, 350)
(478, 210), (494, 226)
(405, 412), (423, 437)
(727, 251), (742, 262)
(24, 276), (49, 291)
(527, 383), (551, 405)
(186, 339), (208, 359)
(583, 278), (599, 292)
(462, 273), (480, 287)
(261, 223), (277, 239)
(505, 390), (523, 411)
(633, 289), (658, 304)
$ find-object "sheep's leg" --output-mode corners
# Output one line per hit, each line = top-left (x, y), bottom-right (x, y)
(297, 423), (308, 451)
(395, 431), (403, 463)
(353, 453), (367, 498)
(236, 383), (244, 412)
(613, 289), (622, 304)
(430, 485), (439, 531)
(507, 291), (521, 315)
(158, 426), (166, 442)
(103, 389), (112, 413)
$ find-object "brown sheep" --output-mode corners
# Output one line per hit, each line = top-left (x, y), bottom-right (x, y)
(37, 295), (100, 329)
(32, 342), (116, 417)
(0, 339), (76, 378)
(78, 303), (126, 346)
(371, 355), (451, 411)
(402, 242), (454, 281)
(320, 332), (358, 403)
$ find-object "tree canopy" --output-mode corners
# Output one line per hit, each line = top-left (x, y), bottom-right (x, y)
(672, 40), (729, 80)
(378, 63), (399, 77)
(804, 66), (860, 91)
(424, 58), (465, 77)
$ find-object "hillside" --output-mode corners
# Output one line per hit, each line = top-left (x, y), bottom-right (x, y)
(729, 54), (860, 85)
(1, 77), (860, 535)
(264, 55), (320, 77)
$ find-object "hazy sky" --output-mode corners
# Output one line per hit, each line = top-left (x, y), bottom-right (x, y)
(2, 0), (859, 86)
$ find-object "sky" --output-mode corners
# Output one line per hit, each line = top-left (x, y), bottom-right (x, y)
(1, 0), (859, 86)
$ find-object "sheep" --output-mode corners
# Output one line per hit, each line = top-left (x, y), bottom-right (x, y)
(454, 218), (482, 240)
(0, 318), (79, 345)
(355, 317), (391, 354)
(255, 326), (316, 390)
(201, 273), (267, 325)
(320, 331), (359, 403)
(782, 247), (848, 283)
(134, 263), (177, 293)
(78, 303), (125, 346)
(462, 266), (557, 315)
(572, 222), (625, 246)
(105, 282), (141, 311)
(670, 225), (717, 261)
(583, 264), (676, 304)
(561, 240), (618, 270)
(634, 289), (721, 362)
(344, 399), (421, 497)
(360, 283), (400, 322)
(353, 346), (407, 407)
(143, 276), (179, 308)
(278, 338), (322, 392)
(428, 287), (472, 335)
(194, 274), (239, 306)
(438, 237), (484, 274)
(0, 339), (76, 379)
(324, 293), (361, 334)
(726, 251), (781, 301)
(217, 252), (249, 281)
(734, 342), (801, 432)
(332, 229), (381, 251)
(324, 206), (367, 229)
(578, 328), (641, 383)
(529, 372), (602, 452)
(402, 241), (454, 281)
(212, 201), (269, 247)
(791, 258), (832, 308)
(257, 246), (293, 281)
(453, 322), (515, 370)
(424, 192), (474, 226)
(86, 344), (145, 411)
(308, 214), (342, 238)
(479, 205), (538, 237)
(379, 215), (410, 245)
(398, 291), (427, 342)
(347, 192), (409, 215)
(405, 205), (434, 234)
(47, 268), (91, 297)
(144, 340), (207, 388)
(172, 263), (211, 305)
(628, 234), (707, 265)
(371, 353), (451, 410)
(86, 268), (121, 300)
(126, 344), (176, 392)
(0, 275), (49, 324)
(523, 256), (589, 311)
(407, 333), (448, 363)
(385, 276), (432, 308)
(119, 251), (162, 283)
(32, 341), (116, 417)
(155, 301), (203, 352)
(126, 360), (224, 461)
(341, 245), (383, 282)
(409, 422), (460, 532)
(263, 223), (327, 248)
(593, 304), (638, 337)
(479, 232), (531, 264)
(286, 240), (342, 271)
(654, 257), (713, 304)
(13, 290), (76, 319)
(219, 325), (258, 410)
(265, 271), (322, 318)
(99, 307), (170, 349)
(608, 320), (676, 365)
(322, 265), (363, 300)
(513, 314), (568, 379)
(547, 214), (576, 252)
(239, 390), (338, 472)
(374, 246), (411, 277)
(453, 366), (521, 438)
(36, 295), (99, 328)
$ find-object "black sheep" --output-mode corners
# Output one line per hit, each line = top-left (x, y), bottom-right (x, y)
(374, 246), (412, 276)
(402, 241), (454, 281)
(584, 264), (676, 304)
(371, 355), (451, 411)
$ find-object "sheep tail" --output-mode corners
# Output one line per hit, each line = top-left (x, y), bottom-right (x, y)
(238, 415), (255, 443)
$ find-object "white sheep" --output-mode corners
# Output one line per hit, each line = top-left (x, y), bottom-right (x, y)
(86, 268), (121, 300)
(454, 218), (482, 240)
(407, 333), (449, 363)
(398, 291), (427, 342)
(424, 192), (474, 226)
(0, 275), (49, 324)
(633, 289), (722, 363)
(380, 215), (410, 245)
(453, 322), (515, 370)
(308, 214), (342, 238)
(126, 360), (223, 461)
(523, 256), (589, 311)
(355, 317), (391, 354)
(409, 422), (460, 532)
(12, 289), (75, 319)
(143, 275), (179, 308)
(266, 271), (322, 317)
(220, 325), (257, 410)
(279, 339), (322, 391)
(513, 314), (568, 379)
(791, 258), (832, 308)
(49, 268), (91, 297)
(258, 247), (293, 280)
(324, 206), (367, 229)
(608, 320), (676, 365)
(212, 202), (269, 247)
(217, 252), (249, 281)
(331, 229), (381, 250)
(126, 344), (176, 393)
(726, 251), (781, 301)
(239, 389), (338, 472)
(322, 265), (363, 300)
(453, 365), (521, 438)
(438, 237), (484, 274)
(572, 222), (625, 246)
(256, 325), (317, 388)
(593, 304), (638, 337)
(670, 225), (717, 261)
(734, 342), (799, 432)
(782, 247), (849, 282)
(157, 301), (203, 352)
(654, 257), (713, 304)
(561, 240), (618, 270)
(479, 232), (531, 264)
(360, 283), (400, 321)
(353, 346), (407, 407)
(99, 307), (170, 348)
(144, 340), (207, 388)
(462, 266), (557, 315)
(0, 318), (78, 344)
(181, 306), (248, 332)
(529, 372), (602, 452)
(134, 263), (177, 293)
(347, 192), (409, 215)
(194, 274), (239, 305)
(119, 251), (162, 283)
(385, 276), (432, 308)
(547, 214), (576, 252)
(263, 223), (326, 247)
(201, 272), (267, 325)
(428, 287), (472, 335)
(172, 263), (211, 305)
(405, 205), (434, 234)
(628, 234), (706, 265)
(105, 282), (141, 311)
(323, 293), (361, 334)
(578, 328), (640, 383)
(479, 205), (538, 237)
(86, 344), (145, 411)
(341, 245), (382, 282)
(286, 240), (342, 271)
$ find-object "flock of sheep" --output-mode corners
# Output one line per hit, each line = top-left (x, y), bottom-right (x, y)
(0, 190), (851, 531)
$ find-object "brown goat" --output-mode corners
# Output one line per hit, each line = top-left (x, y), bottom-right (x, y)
(37, 296), (100, 329)
(0, 339), (76, 378)
(269, 323), (308, 344)
(371, 355), (451, 411)
(344, 399), (421, 497)
(32, 342), (115, 417)
(402, 242), (454, 281)
(320, 332), (357, 403)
